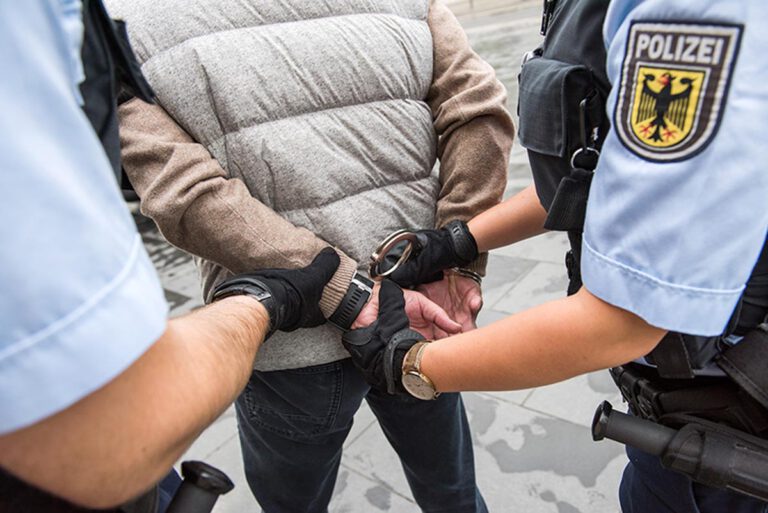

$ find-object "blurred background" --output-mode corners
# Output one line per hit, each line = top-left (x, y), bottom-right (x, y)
(132, 1), (629, 511)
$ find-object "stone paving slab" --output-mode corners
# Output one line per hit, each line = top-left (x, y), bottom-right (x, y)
(493, 232), (571, 266)
(523, 373), (625, 429)
(492, 261), (569, 314)
(463, 394), (625, 513)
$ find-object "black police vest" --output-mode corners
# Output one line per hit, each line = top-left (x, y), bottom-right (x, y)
(79, 0), (154, 187)
(518, 0), (768, 406)
(0, 2), (157, 512)
(518, 0), (610, 297)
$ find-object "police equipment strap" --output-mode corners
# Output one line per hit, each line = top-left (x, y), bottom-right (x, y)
(647, 332), (696, 380)
(717, 238), (768, 409)
(543, 91), (604, 232)
(718, 324), (768, 410)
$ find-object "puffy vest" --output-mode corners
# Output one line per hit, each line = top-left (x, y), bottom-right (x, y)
(106, 0), (439, 370)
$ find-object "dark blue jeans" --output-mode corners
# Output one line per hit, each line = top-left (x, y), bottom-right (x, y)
(157, 469), (182, 512)
(619, 445), (768, 513)
(235, 358), (486, 513)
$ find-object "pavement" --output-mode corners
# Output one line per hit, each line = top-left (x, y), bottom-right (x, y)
(135, 2), (630, 511)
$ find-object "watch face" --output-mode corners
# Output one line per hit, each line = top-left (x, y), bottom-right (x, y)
(402, 372), (436, 400)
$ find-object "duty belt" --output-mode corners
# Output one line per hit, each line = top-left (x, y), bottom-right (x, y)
(610, 364), (768, 436)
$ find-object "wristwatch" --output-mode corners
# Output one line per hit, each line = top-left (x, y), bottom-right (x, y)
(210, 277), (276, 334)
(328, 273), (374, 331)
(401, 341), (440, 400)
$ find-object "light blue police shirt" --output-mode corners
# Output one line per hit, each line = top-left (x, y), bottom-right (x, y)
(0, 0), (168, 434)
(582, 0), (768, 337)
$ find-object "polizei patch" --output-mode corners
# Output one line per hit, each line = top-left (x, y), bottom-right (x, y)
(615, 22), (742, 162)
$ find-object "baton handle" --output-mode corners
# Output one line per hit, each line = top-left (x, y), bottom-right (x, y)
(592, 401), (674, 455)
(164, 461), (234, 513)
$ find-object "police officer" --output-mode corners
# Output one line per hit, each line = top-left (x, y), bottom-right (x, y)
(339, 0), (768, 512)
(0, 1), (341, 510)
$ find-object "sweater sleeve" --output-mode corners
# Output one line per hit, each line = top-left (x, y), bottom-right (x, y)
(118, 98), (357, 316)
(427, 0), (514, 275)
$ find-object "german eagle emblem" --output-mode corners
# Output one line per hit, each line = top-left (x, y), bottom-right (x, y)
(615, 22), (742, 162)
(635, 72), (695, 143)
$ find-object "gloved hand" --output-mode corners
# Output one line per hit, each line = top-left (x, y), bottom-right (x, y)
(342, 280), (425, 394)
(212, 248), (340, 336)
(390, 220), (479, 288)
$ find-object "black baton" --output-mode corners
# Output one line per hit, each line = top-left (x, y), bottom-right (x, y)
(593, 401), (768, 503)
(165, 461), (234, 513)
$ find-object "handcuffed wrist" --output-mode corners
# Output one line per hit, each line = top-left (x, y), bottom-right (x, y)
(462, 253), (488, 278)
(450, 267), (483, 285)
(328, 273), (374, 331)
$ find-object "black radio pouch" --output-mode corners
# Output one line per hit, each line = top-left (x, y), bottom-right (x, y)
(517, 0), (610, 294)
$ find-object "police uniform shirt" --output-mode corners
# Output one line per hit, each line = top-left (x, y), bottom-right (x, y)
(0, 0), (168, 434)
(581, 0), (768, 336)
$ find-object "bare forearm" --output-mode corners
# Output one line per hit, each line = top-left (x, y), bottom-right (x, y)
(0, 296), (268, 508)
(467, 184), (548, 253)
(420, 288), (665, 392)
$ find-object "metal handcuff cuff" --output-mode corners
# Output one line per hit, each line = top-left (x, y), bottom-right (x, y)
(368, 230), (419, 280)
(368, 229), (482, 284)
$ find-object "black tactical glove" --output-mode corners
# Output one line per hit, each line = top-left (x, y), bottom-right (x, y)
(342, 280), (425, 394)
(211, 248), (339, 337)
(389, 220), (479, 288)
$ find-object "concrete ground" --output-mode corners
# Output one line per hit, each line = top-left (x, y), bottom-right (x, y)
(135, 2), (630, 511)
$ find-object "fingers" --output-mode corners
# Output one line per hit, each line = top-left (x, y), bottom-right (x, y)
(307, 247), (340, 284)
(376, 280), (410, 333)
(469, 295), (483, 312)
(465, 288), (483, 316)
(455, 275), (483, 315)
(411, 291), (461, 336)
(424, 324), (455, 340)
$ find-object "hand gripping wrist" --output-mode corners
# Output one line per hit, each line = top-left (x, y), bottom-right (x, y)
(383, 328), (424, 395)
(211, 277), (279, 336)
(329, 273), (374, 331)
(444, 220), (479, 266)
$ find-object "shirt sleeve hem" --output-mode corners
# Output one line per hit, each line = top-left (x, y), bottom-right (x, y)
(0, 237), (168, 434)
(581, 237), (743, 336)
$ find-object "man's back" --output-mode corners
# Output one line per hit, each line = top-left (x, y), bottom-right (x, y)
(110, 0), (441, 369)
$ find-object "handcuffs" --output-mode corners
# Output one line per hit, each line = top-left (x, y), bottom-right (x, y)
(368, 229), (481, 285)
(368, 230), (419, 279)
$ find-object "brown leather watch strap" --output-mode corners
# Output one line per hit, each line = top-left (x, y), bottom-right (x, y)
(402, 341), (430, 374)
